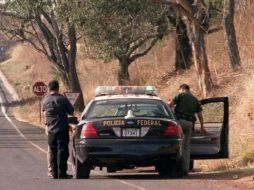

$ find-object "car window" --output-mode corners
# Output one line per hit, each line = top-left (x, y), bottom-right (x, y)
(196, 102), (224, 123)
(85, 99), (172, 119)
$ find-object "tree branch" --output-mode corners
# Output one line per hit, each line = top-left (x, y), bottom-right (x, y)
(207, 26), (223, 34)
(1, 25), (48, 56)
(127, 33), (164, 57)
(30, 20), (49, 56)
(130, 37), (160, 62)
(40, 10), (53, 25)
(67, 23), (77, 66)
(35, 15), (59, 64)
(155, 0), (196, 22)
(50, 12), (69, 71)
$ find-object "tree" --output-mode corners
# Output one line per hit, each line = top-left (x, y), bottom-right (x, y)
(173, 0), (223, 71)
(175, 14), (193, 70)
(156, 0), (213, 97)
(223, 0), (241, 70)
(0, 0), (85, 111)
(73, 0), (169, 85)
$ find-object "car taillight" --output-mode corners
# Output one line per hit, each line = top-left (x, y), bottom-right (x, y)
(80, 122), (97, 138)
(164, 122), (179, 137)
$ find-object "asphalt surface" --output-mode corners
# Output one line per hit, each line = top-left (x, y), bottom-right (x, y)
(0, 77), (248, 190)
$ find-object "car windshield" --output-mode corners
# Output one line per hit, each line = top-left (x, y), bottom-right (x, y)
(85, 99), (172, 119)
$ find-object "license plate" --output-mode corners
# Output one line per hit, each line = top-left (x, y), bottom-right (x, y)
(122, 128), (140, 137)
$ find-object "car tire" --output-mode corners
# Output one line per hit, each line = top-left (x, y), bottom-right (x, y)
(189, 160), (194, 171)
(75, 156), (91, 179)
(157, 157), (184, 178)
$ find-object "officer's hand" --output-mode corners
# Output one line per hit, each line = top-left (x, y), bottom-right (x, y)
(200, 128), (207, 135)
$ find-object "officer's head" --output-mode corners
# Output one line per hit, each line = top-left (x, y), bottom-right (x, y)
(179, 83), (190, 93)
(48, 80), (59, 92)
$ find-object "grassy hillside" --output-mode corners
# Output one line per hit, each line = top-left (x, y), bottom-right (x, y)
(1, 4), (254, 171)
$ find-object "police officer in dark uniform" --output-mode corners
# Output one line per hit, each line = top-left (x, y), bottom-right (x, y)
(42, 80), (74, 179)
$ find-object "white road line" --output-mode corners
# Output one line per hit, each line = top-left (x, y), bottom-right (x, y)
(0, 93), (148, 190)
(119, 180), (148, 190)
(0, 95), (47, 154)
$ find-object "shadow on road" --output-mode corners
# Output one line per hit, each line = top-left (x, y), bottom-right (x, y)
(87, 167), (254, 181)
(188, 168), (254, 180)
(0, 123), (46, 148)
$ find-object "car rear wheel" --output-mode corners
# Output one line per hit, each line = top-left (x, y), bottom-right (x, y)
(75, 157), (91, 179)
(189, 160), (194, 171)
(157, 157), (184, 178)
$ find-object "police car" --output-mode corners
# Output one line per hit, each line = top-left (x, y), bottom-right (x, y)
(71, 86), (229, 179)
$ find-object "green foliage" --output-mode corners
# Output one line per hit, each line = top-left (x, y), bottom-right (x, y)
(72, 0), (169, 61)
(7, 0), (51, 17)
(54, 0), (78, 23)
(5, 0), (75, 24)
(205, 0), (224, 9)
(206, 0), (224, 23)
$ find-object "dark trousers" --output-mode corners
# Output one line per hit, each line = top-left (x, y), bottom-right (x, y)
(48, 131), (69, 178)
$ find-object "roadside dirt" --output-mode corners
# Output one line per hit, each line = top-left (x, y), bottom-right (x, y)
(131, 166), (254, 189)
(188, 169), (254, 189)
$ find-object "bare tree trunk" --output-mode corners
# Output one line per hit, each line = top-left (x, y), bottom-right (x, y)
(175, 18), (193, 70)
(223, 0), (241, 70)
(68, 62), (85, 112)
(185, 19), (213, 98)
(195, 24), (213, 97)
(118, 56), (130, 85)
(52, 24), (85, 111)
(56, 58), (85, 112)
(156, 0), (212, 97)
(67, 24), (85, 112)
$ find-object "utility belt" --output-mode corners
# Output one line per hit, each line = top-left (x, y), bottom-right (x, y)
(175, 111), (196, 123)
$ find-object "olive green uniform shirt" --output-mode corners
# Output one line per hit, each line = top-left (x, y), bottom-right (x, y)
(173, 92), (202, 121)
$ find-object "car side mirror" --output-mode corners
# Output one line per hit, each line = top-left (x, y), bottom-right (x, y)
(68, 116), (79, 125)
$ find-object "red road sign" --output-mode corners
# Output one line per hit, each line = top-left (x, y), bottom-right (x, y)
(33, 81), (47, 96)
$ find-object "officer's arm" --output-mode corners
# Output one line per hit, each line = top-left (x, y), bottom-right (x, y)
(168, 100), (176, 107)
(197, 112), (207, 134)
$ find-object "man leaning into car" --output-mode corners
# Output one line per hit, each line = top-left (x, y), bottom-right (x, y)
(42, 80), (74, 179)
(168, 84), (206, 176)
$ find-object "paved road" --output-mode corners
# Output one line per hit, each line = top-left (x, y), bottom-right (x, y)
(0, 79), (248, 190)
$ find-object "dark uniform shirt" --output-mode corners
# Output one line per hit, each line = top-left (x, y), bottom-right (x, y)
(173, 92), (202, 121)
(42, 93), (74, 133)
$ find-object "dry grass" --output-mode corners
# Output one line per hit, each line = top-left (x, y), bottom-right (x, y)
(1, 0), (254, 171)
(196, 2), (254, 171)
(0, 44), (52, 125)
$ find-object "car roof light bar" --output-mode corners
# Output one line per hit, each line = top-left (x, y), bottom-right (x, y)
(95, 86), (156, 96)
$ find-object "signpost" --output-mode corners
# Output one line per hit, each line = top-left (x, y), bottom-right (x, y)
(33, 81), (47, 123)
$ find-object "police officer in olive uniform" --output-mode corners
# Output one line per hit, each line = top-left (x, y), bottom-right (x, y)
(168, 84), (206, 176)
(42, 80), (74, 179)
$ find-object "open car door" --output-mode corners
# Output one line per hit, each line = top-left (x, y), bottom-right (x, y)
(190, 97), (229, 159)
